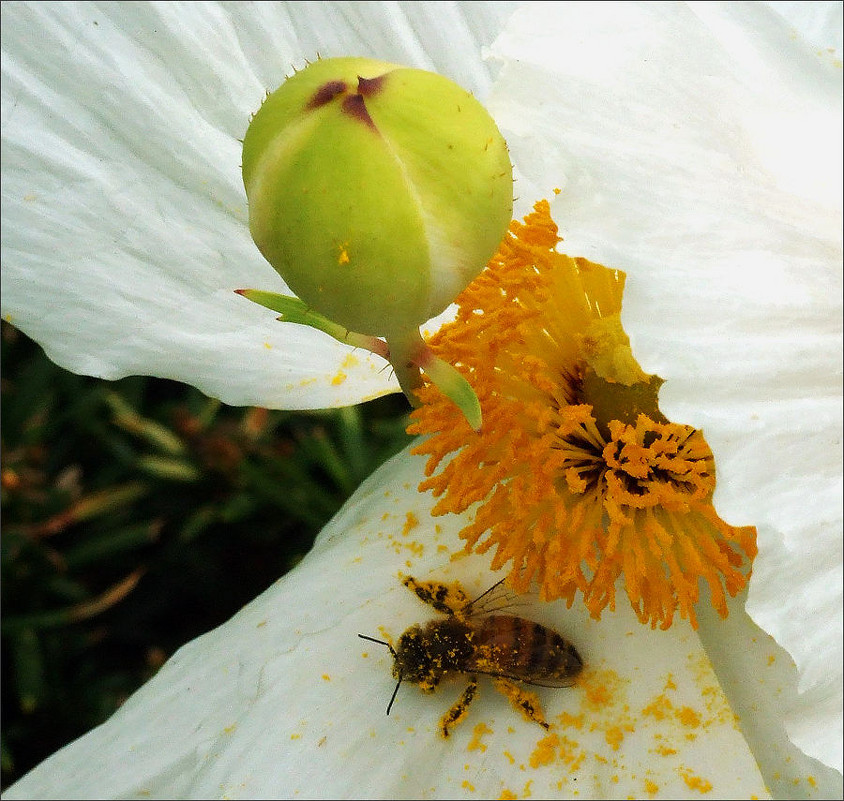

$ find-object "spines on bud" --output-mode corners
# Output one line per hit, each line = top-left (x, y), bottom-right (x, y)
(242, 57), (513, 340)
(241, 57), (513, 428)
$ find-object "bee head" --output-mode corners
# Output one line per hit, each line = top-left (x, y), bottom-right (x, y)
(393, 625), (441, 687)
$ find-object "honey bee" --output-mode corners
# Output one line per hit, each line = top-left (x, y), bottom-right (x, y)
(358, 575), (583, 737)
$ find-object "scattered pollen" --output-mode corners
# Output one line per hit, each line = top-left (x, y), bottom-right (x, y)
(677, 706), (701, 729)
(330, 370), (347, 385)
(679, 767), (713, 793)
(583, 670), (625, 709)
(402, 511), (419, 535)
(468, 722), (493, 753)
(409, 199), (756, 629)
(529, 733), (559, 768)
(321, 674), (331, 681)
(557, 711), (584, 730)
(653, 743), (678, 757)
(605, 726), (626, 751)
(642, 694), (673, 722)
(558, 735), (585, 771)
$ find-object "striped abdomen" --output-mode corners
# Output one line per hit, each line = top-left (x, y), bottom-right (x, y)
(463, 615), (583, 687)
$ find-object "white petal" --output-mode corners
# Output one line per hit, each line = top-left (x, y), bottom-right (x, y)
(0, 1), (519, 409)
(697, 590), (843, 798)
(766, 1), (843, 61)
(5, 448), (772, 800)
(486, 1), (843, 773)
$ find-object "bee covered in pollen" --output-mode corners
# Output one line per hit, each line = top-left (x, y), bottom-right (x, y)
(358, 576), (583, 737)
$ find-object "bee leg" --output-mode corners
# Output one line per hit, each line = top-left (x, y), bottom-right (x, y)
(403, 576), (467, 616)
(492, 678), (550, 730)
(439, 676), (479, 738)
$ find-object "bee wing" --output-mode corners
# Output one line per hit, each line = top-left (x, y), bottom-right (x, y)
(462, 578), (531, 618)
(465, 652), (580, 688)
(462, 615), (583, 688)
(490, 672), (579, 689)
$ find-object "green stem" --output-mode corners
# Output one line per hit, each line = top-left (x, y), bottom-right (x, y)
(387, 329), (482, 432)
(235, 290), (389, 359)
(385, 329), (426, 408)
(237, 291), (482, 430)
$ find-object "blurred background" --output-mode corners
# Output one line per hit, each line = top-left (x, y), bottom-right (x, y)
(0, 318), (413, 790)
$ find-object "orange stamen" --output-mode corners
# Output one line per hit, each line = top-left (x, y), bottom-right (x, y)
(409, 200), (756, 629)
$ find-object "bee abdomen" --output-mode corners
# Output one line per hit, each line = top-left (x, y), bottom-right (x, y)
(476, 615), (582, 683)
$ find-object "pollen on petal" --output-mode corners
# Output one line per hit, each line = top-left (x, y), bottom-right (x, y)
(409, 200), (757, 629)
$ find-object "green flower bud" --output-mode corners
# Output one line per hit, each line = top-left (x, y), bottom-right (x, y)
(242, 57), (513, 339)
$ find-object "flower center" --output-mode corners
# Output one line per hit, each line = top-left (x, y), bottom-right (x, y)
(409, 200), (757, 630)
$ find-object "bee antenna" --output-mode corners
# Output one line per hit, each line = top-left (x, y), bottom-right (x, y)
(386, 675), (403, 716)
(358, 634), (402, 715)
(358, 633), (397, 658)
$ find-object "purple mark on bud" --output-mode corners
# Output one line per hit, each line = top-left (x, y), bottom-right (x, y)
(307, 80), (347, 109)
(341, 94), (377, 130)
(357, 74), (386, 97)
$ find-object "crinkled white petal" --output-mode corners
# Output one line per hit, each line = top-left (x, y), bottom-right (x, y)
(697, 589), (843, 799)
(4, 447), (787, 801)
(486, 1), (843, 774)
(0, 1), (521, 409)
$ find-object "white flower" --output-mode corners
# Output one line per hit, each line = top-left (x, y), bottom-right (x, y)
(485, 0), (843, 780)
(1, 2), (841, 799)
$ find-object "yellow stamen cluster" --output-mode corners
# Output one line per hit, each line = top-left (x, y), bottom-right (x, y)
(409, 200), (757, 629)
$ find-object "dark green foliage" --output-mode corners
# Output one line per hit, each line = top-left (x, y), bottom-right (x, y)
(0, 320), (412, 789)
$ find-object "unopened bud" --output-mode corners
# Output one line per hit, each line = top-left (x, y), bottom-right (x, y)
(242, 57), (513, 339)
